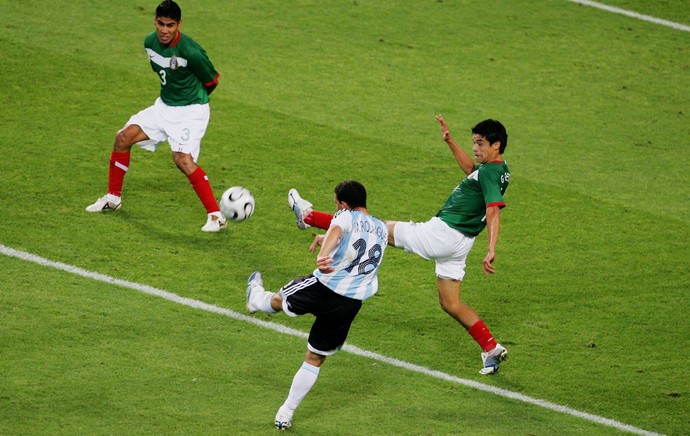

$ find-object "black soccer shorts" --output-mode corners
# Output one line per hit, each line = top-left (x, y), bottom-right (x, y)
(279, 274), (363, 355)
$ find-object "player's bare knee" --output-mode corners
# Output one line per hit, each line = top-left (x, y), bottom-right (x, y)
(437, 280), (462, 312)
(439, 298), (458, 314)
(113, 128), (136, 152)
(113, 130), (128, 150)
(173, 152), (198, 175)
(305, 351), (326, 367)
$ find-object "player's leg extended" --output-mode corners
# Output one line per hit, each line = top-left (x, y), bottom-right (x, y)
(288, 189), (333, 230)
(386, 221), (399, 247)
(174, 152), (220, 213)
(173, 152), (226, 232)
(305, 210), (333, 230)
(86, 124), (146, 212)
(246, 272), (280, 314)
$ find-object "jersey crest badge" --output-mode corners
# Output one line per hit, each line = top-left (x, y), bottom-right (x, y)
(169, 55), (179, 70)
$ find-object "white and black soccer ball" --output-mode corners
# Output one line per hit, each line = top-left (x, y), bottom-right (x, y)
(220, 186), (255, 222)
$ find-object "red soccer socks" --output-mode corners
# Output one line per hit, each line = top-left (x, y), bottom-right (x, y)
(468, 320), (498, 352)
(108, 151), (130, 197)
(305, 210), (334, 230)
(188, 167), (220, 213)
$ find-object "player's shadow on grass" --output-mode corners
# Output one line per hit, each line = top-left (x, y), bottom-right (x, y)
(120, 209), (231, 249)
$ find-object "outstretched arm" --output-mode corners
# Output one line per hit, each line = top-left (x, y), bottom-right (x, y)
(482, 206), (501, 275)
(436, 115), (475, 175)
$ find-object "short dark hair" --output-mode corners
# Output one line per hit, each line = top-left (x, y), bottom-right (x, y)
(472, 119), (508, 154)
(156, 0), (182, 21)
(334, 180), (367, 209)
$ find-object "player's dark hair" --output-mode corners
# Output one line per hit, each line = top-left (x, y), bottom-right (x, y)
(473, 119), (508, 153)
(335, 180), (367, 209)
(156, 0), (182, 21)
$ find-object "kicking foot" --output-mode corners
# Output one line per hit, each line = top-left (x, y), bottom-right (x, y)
(288, 188), (312, 230)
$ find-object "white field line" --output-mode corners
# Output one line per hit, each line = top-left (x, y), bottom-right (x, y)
(566, 0), (690, 33)
(1, 244), (663, 436)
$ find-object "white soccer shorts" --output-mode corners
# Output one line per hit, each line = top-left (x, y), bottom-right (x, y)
(393, 216), (475, 281)
(126, 97), (210, 162)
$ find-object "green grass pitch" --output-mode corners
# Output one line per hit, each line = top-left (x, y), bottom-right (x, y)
(0, 0), (688, 434)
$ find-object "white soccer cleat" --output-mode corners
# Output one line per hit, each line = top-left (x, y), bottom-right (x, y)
(246, 271), (264, 314)
(86, 195), (121, 212)
(201, 213), (227, 232)
(479, 343), (508, 375)
(288, 188), (312, 230)
(274, 405), (293, 430)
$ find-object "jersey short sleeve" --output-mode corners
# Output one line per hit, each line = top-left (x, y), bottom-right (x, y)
(479, 164), (507, 208)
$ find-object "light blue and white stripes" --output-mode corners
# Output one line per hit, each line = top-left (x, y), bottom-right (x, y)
(314, 210), (388, 301)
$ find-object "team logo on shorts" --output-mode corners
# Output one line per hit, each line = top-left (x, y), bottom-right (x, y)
(169, 55), (179, 70)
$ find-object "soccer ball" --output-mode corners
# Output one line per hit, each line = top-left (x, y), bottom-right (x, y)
(220, 186), (255, 222)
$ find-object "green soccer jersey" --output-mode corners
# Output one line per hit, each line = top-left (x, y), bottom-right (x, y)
(436, 160), (510, 237)
(144, 32), (219, 106)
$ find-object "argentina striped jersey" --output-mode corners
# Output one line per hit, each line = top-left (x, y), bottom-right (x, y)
(314, 209), (388, 301)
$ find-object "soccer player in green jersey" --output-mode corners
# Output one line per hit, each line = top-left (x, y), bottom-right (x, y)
(86, 0), (226, 232)
(288, 115), (511, 374)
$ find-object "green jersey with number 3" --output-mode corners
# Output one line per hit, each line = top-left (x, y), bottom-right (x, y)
(144, 32), (219, 106)
(436, 161), (510, 237)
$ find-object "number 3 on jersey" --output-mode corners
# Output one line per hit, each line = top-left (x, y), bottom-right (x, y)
(158, 70), (167, 85)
